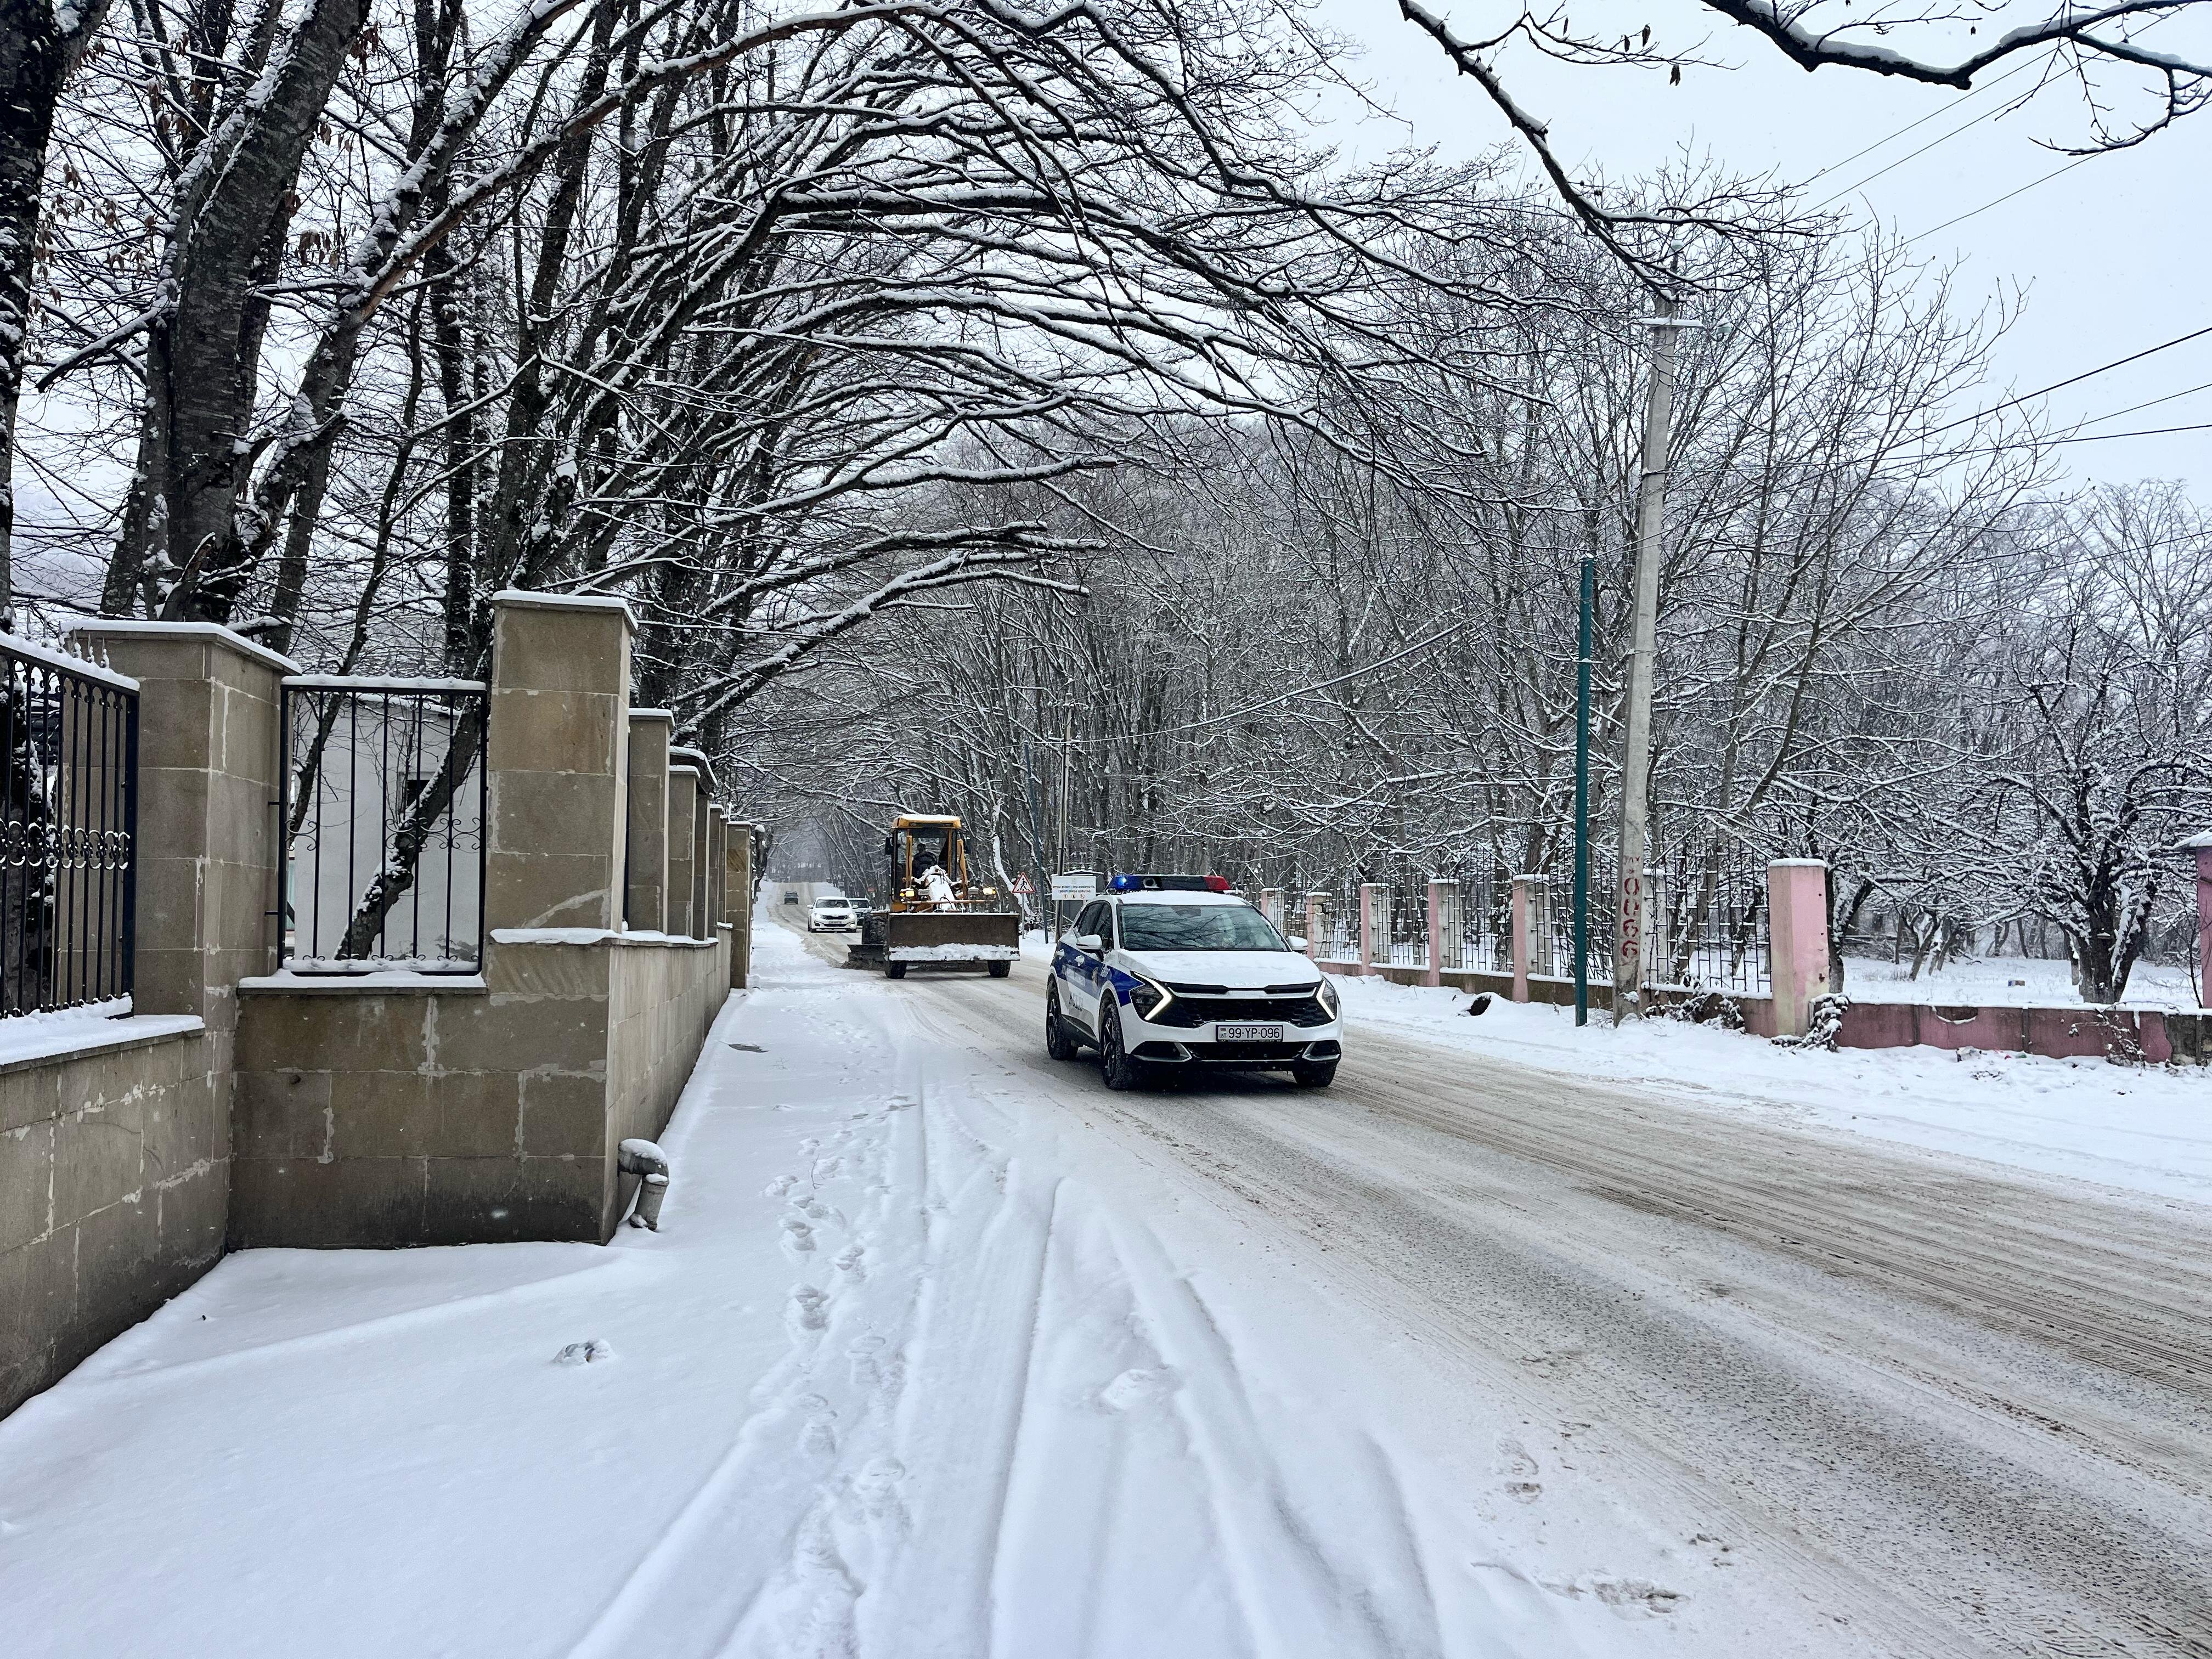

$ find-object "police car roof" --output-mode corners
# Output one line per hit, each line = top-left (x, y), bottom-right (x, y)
(1111, 889), (1246, 906)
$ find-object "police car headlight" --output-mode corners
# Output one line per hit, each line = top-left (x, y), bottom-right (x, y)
(1128, 975), (1174, 1022)
(1313, 976), (1339, 1018)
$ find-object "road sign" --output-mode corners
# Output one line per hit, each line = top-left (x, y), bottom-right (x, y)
(1050, 872), (1098, 903)
(1010, 873), (1035, 896)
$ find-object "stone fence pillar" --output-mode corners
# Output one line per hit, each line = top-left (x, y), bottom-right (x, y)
(1510, 874), (1544, 999)
(1425, 878), (1454, 986)
(1768, 860), (1833, 1038)
(624, 709), (672, 932)
(1259, 888), (1284, 932)
(1304, 892), (1326, 959)
(1358, 882), (1384, 974)
(2187, 831), (2212, 1010)
(707, 808), (727, 932)
(726, 820), (754, 990)
(64, 621), (290, 1022)
(486, 592), (633, 932)
(665, 766), (698, 938)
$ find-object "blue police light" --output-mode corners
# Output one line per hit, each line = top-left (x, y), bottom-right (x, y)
(1109, 873), (1227, 893)
(1109, 873), (1144, 892)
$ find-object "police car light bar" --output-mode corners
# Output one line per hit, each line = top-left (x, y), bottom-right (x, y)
(1108, 873), (1235, 893)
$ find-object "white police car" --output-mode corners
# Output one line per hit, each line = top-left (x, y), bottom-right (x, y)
(1045, 874), (1343, 1090)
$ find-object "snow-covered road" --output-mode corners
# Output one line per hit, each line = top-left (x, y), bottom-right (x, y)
(2, 919), (2208, 1657)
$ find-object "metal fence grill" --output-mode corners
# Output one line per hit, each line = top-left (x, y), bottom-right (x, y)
(1382, 879), (1426, 968)
(1312, 888), (1358, 963)
(1440, 865), (1510, 973)
(1544, 859), (1616, 984)
(0, 640), (137, 1017)
(281, 678), (488, 971)
(1652, 845), (1771, 995)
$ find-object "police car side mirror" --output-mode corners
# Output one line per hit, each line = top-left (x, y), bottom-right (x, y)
(1288, 934), (1309, 951)
(1074, 932), (1104, 952)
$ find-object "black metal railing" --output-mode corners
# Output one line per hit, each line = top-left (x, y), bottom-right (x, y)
(1651, 843), (1772, 995)
(1, 637), (137, 1017)
(280, 678), (487, 971)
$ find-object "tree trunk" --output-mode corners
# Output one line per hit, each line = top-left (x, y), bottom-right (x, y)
(0, 0), (110, 613)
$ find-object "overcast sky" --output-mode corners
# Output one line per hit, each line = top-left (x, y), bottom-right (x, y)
(1308, 0), (2212, 493)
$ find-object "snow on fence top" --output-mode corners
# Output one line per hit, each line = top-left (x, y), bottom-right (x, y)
(65, 619), (299, 675)
(281, 675), (488, 692)
(7, 631), (139, 692)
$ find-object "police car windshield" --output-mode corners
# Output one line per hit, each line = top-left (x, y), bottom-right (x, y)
(1118, 904), (1285, 952)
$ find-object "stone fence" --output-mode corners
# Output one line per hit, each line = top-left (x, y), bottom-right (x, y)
(3, 594), (754, 1417)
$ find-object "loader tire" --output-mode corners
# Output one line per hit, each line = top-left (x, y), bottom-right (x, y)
(885, 962), (907, 980)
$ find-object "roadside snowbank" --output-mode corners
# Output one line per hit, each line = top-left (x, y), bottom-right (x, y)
(1333, 973), (2212, 1205)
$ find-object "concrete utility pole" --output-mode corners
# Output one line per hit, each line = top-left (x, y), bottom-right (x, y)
(1614, 295), (1688, 1023)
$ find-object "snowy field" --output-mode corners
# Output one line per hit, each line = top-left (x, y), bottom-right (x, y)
(1329, 972), (2212, 1205)
(1839, 951), (2202, 1009)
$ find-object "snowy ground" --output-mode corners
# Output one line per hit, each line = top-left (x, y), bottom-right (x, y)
(1328, 972), (2212, 1205)
(2, 922), (1814, 1659)
(4, 919), (2208, 1657)
(1839, 951), (2201, 1009)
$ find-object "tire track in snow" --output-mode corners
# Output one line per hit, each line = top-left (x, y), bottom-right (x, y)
(905, 958), (2212, 1658)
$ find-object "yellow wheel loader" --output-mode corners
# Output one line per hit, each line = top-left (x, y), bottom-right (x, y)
(847, 815), (1021, 979)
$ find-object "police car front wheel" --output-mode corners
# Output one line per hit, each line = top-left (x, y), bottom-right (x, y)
(1045, 983), (1082, 1061)
(1098, 1005), (1146, 1091)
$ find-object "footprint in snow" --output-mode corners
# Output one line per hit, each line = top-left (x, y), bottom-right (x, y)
(783, 1218), (817, 1256)
(847, 1333), (884, 1386)
(765, 1174), (798, 1197)
(1098, 1367), (1182, 1412)
(1495, 1436), (1542, 1503)
(1559, 1578), (1681, 1617)
(800, 1401), (839, 1455)
(852, 1457), (910, 1532)
(787, 1285), (831, 1334)
(834, 1244), (866, 1280)
(553, 1339), (616, 1366)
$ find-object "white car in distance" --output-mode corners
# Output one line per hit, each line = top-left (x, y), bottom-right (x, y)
(807, 895), (859, 933)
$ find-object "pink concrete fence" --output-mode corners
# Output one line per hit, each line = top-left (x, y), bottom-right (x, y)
(1289, 850), (2212, 1064)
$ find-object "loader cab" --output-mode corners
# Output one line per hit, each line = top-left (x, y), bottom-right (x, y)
(883, 815), (969, 909)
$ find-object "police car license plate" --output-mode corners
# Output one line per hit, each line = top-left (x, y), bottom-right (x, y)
(1216, 1023), (1283, 1042)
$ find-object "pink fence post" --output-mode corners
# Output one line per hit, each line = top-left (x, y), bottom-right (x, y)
(1305, 891), (1326, 961)
(1424, 878), (1451, 986)
(1509, 874), (1541, 1001)
(1768, 860), (1833, 1038)
(2188, 831), (2212, 1009)
(1260, 888), (1285, 934)
(1358, 882), (1383, 974)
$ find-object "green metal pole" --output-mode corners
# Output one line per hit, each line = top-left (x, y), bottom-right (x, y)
(1574, 549), (1594, 1026)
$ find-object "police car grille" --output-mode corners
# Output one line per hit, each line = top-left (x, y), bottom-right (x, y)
(1155, 989), (1331, 1029)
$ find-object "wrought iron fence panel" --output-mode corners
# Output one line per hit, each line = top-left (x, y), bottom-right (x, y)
(1381, 878), (1427, 968)
(1438, 864), (1510, 974)
(1544, 859), (1616, 984)
(1310, 887), (1358, 963)
(0, 639), (137, 1017)
(281, 678), (488, 972)
(1652, 843), (1771, 995)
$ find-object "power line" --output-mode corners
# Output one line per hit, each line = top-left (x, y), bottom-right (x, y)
(2073, 377), (2212, 430)
(1946, 419), (2212, 459)
(1919, 321), (2212, 440)
(1905, 150), (2097, 244)
(1808, 55), (2047, 207)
